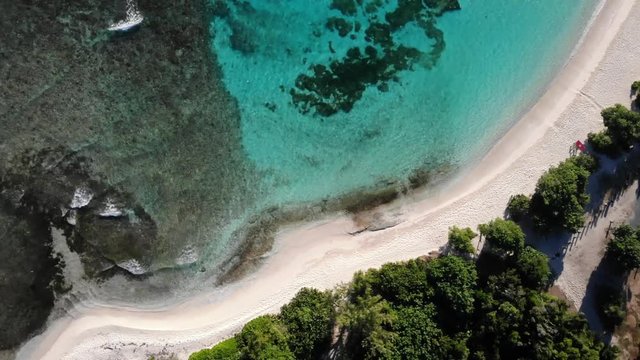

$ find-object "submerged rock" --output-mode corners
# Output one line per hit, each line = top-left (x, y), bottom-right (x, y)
(1, 147), (157, 277)
(290, 0), (461, 116)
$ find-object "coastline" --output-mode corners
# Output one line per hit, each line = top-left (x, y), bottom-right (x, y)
(17, 0), (640, 358)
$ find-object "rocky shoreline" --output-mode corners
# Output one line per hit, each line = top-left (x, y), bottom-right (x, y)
(0, 0), (254, 351)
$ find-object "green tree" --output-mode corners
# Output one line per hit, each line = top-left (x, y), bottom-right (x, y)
(587, 130), (618, 156)
(506, 194), (530, 222)
(473, 270), (612, 359)
(529, 155), (594, 232)
(478, 218), (525, 256)
(606, 224), (640, 272)
(426, 256), (477, 329)
(189, 338), (240, 360)
(514, 246), (551, 290)
(339, 290), (397, 360)
(601, 104), (640, 149)
(350, 259), (430, 307)
(448, 226), (477, 255)
(596, 285), (626, 331)
(279, 288), (335, 360)
(393, 305), (468, 360)
(632, 80), (640, 94)
(237, 315), (294, 360)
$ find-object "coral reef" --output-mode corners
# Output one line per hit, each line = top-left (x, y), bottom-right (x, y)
(290, 0), (461, 116)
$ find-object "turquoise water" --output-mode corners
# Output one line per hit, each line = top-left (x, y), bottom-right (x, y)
(211, 0), (598, 208)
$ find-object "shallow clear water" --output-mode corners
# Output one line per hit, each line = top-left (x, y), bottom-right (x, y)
(2, 1), (609, 344)
(211, 0), (598, 209)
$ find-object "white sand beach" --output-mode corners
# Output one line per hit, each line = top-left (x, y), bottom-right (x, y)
(17, 0), (640, 358)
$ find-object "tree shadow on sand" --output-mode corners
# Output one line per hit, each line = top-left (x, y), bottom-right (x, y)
(579, 252), (628, 342)
(511, 146), (640, 340)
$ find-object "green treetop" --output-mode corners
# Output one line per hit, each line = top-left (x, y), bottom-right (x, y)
(478, 218), (525, 256)
(606, 224), (640, 272)
(448, 226), (477, 255)
(236, 315), (294, 360)
(529, 155), (595, 232)
(279, 288), (335, 360)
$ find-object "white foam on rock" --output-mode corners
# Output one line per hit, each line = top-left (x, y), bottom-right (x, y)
(108, 0), (143, 32)
(99, 200), (123, 217)
(176, 246), (198, 266)
(69, 187), (93, 209)
(117, 259), (146, 275)
(66, 210), (77, 226)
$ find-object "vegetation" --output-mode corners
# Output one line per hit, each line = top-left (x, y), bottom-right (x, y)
(606, 224), (640, 273)
(447, 226), (476, 255)
(188, 338), (240, 360)
(191, 220), (615, 360)
(280, 288), (335, 360)
(514, 246), (552, 290)
(596, 285), (627, 331)
(529, 155), (597, 232)
(589, 104), (640, 156)
(236, 315), (294, 360)
(478, 218), (525, 256)
(601, 104), (640, 148)
(587, 130), (618, 156)
(632, 80), (640, 94)
(506, 194), (530, 222)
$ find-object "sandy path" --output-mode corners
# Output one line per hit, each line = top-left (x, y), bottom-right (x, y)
(17, 0), (640, 358)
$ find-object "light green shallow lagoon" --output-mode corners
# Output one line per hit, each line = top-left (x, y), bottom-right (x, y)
(211, 0), (599, 212)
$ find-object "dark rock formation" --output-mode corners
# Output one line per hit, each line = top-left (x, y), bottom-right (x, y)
(0, 200), (59, 350)
(290, 0), (461, 117)
(0, 0), (257, 349)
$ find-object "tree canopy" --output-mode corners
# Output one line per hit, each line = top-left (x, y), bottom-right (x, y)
(601, 104), (640, 149)
(606, 224), (640, 272)
(528, 155), (595, 232)
(506, 194), (530, 222)
(514, 246), (552, 290)
(191, 224), (615, 360)
(279, 288), (335, 360)
(236, 315), (294, 360)
(189, 338), (240, 360)
(587, 130), (617, 156)
(478, 218), (525, 256)
(448, 226), (477, 255)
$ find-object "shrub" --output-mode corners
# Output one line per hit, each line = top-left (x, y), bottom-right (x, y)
(279, 288), (335, 360)
(529, 155), (594, 232)
(514, 246), (551, 290)
(606, 224), (640, 272)
(237, 315), (294, 360)
(596, 285), (627, 331)
(188, 338), (240, 360)
(506, 194), (530, 222)
(448, 226), (477, 255)
(478, 218), (525, 256)
(587, 130), (619, 157)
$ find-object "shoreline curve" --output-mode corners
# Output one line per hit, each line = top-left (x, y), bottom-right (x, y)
(17, 0), (639, 358)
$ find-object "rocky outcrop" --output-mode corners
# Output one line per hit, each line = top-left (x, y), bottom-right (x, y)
(0, 147), (158, 277)
(0, 201), (59, 350)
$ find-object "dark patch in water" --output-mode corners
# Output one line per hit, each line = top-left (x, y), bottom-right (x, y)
(290, 0), (461, 116)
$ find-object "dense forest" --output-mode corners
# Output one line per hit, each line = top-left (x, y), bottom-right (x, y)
(189, 222), (615, 360)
